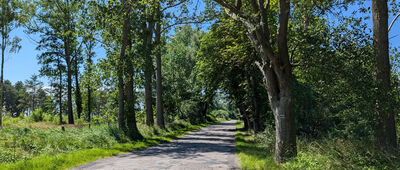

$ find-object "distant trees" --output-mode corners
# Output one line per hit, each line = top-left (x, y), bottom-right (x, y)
(196, 15), (268, 132)
(163, 25), (206, 123)
(25, 74), (43, 113)
(0, 79), (47, 117)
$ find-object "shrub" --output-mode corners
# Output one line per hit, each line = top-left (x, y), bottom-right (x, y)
(31, 109), (44, 122)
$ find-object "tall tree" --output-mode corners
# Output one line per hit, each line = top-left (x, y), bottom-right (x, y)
(78, 2), (97, 124)
(35, 0), (81, 124)
(213, 0), (296, 162)
(141, 6), (155, 126)
(371, 0), (397, 151)
(73, 47), (83, 119)
(0, 0), (23, 127)
(154, 3), (165, 128)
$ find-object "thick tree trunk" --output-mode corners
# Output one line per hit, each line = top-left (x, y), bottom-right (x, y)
(155, 21), (165, 129)
(144, 20), (155, 126)
(144, 61), (154, 126)
(372, 0), (397, 151)
(117, 1), (131, 130)
(74, 58), (82, 119)
(126, 65), (143, 139)
(270, 86), (296, 163)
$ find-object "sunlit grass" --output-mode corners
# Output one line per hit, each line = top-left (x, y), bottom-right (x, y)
(235, 122), (280, 170)
(0, 120), (217, 170)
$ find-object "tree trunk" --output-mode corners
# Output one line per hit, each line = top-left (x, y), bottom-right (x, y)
(372, 0), (397, 151)
(87, 83), (91, 123)
(246, 73), (260, 133)
(65, 0), (74, 124)
(0, 31), (5, 127)
(58, 58), (63, 124)
(87, 56), (92, 124)
(117, 0), (131, 130)
(155, 20), (165, 128)
(74, 57), (82, 119)
(239, 108), (249, 131)
(144, 20), (155, 126)
(126, 63), (143, 139)
(66, 47), (74, 124)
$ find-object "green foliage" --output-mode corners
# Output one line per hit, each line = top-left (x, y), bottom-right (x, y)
(210, 110), (230, 120)
(31, 109), (44, 122)
(163, 25), (206, 123)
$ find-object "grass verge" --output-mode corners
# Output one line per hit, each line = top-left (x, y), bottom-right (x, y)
(0, 121), (216, 170)
(235, 121), (279, 170)
(235, 121), (400, 170)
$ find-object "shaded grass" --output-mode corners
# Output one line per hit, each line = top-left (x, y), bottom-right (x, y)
(235, 121), (400, 169)
(235, 122), (280, 170)
(0, 121), (216, 170)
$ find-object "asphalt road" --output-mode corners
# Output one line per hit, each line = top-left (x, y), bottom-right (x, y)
(72, 120), (239, 170)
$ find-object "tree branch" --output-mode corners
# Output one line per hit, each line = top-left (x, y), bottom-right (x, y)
(389, 11), (400, 32)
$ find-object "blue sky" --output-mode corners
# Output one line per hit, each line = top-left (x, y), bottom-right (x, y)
(4, 2), (400, 85)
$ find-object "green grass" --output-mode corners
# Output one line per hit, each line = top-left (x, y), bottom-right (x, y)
(235, 122), (280, 170)
(0, 120), (217, 170)
(235, 121), (400, 170)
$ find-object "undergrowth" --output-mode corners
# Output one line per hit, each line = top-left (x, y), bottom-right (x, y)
(235, 122), (400, 170)
(0, 120), (216, 169)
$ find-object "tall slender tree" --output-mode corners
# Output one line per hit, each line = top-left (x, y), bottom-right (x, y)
(371, 0), (397, 151)
(0, 0), (23, 127)
(35, 0), (81, 124)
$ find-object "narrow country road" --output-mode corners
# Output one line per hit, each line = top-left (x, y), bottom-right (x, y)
(72, 120), (239, 170)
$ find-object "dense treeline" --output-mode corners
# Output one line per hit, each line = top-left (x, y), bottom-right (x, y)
(1, 0), (400, 168)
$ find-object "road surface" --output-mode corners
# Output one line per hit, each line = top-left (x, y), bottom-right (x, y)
(72, 120), (239, 170)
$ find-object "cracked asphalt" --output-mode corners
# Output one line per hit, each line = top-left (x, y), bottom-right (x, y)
(72, 120), (239, 170)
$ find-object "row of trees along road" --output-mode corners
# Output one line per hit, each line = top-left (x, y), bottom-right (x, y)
(0, 0), (399, 164)
(213, 0), (400, 162)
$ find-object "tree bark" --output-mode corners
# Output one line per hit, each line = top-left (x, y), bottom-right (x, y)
(0, 26), (5, 127)
(58, 58), (63, 124)
(239, 108), (249, 131)
(143, 19), (155, 126)
(117, 0), (131, 130)
(66, 56), (74, 124)
(74, 57), (82, 119)
(87, 54), (92, 124)
(126, 62), (143, 139)
(247, 72), (260, 133)
(155, 20), (165, 128)
(65, 0), (74, 124)
(372, 0), (397, 151)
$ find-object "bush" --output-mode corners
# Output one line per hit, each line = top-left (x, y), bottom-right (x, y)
(31, 109), (44, 122)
